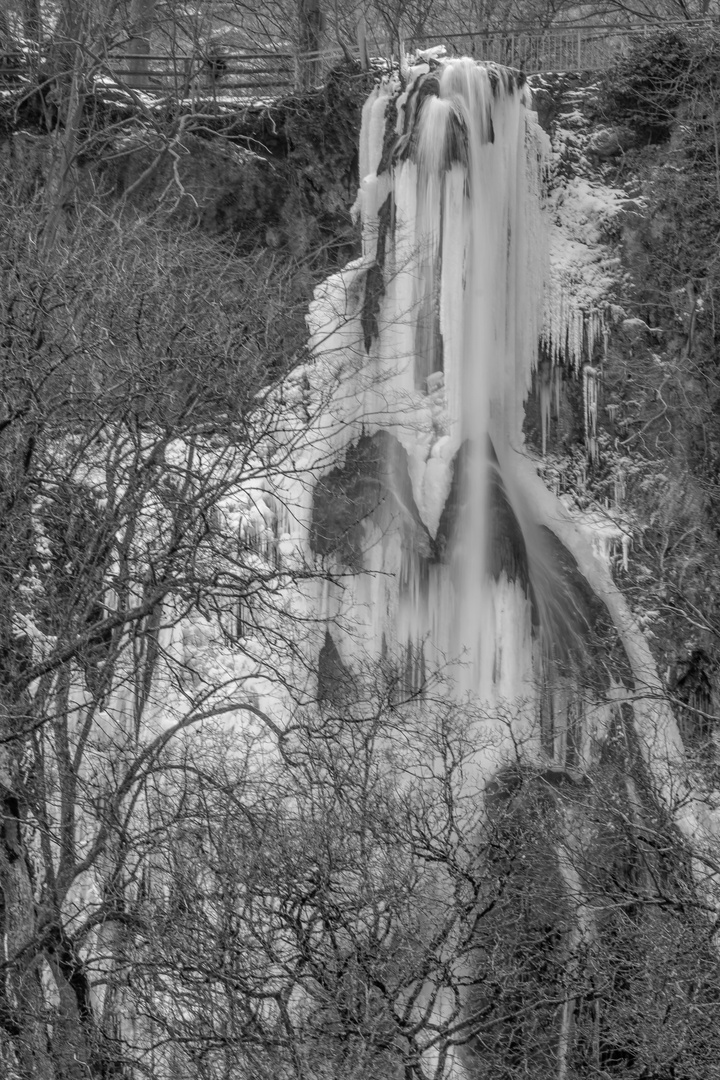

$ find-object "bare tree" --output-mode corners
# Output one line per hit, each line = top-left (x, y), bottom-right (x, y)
(52, 661), (720, 1080)
(0, 188), (347, 1077)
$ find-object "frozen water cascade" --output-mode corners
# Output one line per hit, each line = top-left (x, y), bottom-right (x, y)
(256, 58), (720, 1076)
(299, 62), (547, 721)
(283, 60), (616, 772)
(289, 60), (719, 810)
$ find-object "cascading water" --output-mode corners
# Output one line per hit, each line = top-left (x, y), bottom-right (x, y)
(275, 54), (720, 886)
(242, 63), (720, 1077)
(298, 58), (596, 761)
(270, 63), (622, 1074)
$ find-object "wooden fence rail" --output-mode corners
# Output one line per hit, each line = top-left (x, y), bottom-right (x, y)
(0, 46), (350, 98)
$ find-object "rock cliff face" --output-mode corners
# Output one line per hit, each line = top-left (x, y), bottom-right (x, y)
(103, 69), (368, 259)
(1, 65), (369, 266)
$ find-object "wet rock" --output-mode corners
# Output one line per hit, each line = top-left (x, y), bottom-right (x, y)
(587, 125), (637, 160)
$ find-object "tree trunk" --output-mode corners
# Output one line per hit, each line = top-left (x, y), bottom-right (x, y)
(356, 15), (369, 71)
(22, 0), (42, 44)
(0, 779), (55, 1079)
(297, 0), (323, 90)
(126, 0), (157, 88)
(0, 9), (12, 50)
(43, 928), (95, 1080)
(42, 43), (85, 257)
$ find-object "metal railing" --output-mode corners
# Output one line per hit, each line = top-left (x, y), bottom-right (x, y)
(410, 19), (718, 73)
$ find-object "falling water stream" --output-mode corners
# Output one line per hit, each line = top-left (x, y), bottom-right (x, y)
(246, 55), (720, 1077)
(305, 59), (579, 748)
(288, 55), (712, 872)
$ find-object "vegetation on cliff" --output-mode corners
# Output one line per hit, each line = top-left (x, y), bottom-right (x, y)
(599, 31), (720, 737)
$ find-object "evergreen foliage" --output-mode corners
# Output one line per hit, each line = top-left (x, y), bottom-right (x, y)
(593, 32), (720, 694)
(602, 30), (695, 143)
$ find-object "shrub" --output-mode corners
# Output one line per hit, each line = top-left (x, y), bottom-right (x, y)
(602, 30), (695, 142)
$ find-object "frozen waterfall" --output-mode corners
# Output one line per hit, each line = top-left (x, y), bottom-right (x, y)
(265, 55), (715, 885)
(218, 54), (720, 1080)
(271, 58), (603, 775)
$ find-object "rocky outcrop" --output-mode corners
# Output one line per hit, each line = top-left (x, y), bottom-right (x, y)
(0, 65), (372, 266)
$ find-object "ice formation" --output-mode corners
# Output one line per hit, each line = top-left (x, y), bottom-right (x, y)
(272, 60), (612, 758)
(36, 57), (713, 951)
(265, 58), (720, 933)
(250, 64), (699, 1072)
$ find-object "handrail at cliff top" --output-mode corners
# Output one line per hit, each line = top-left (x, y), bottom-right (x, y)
(412, 16), (718, 42)
(0, 46), (327, 97)
(410, 18), (720, 73)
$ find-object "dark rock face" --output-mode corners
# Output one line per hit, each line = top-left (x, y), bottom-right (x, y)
(434, 440), (533, 595)
(317, 629), (355, 705)
(528, 70), (589, 135)
(1, 64), (370, 266)
(310, 430), (431, 570)
(531, 524), (630, 694)
(488, 460), (531, 595)
(206, 67), (371, 260)
(671, 648), (717, 746)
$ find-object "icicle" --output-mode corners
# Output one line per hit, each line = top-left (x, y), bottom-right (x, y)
(583, 364), (598, 462)
(613, 471), (626, 506)
(358, 86), (379, 193)
(394, 90), (409, 134)
(539, 361), (553, 456)
(367, 84), (391, 176)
